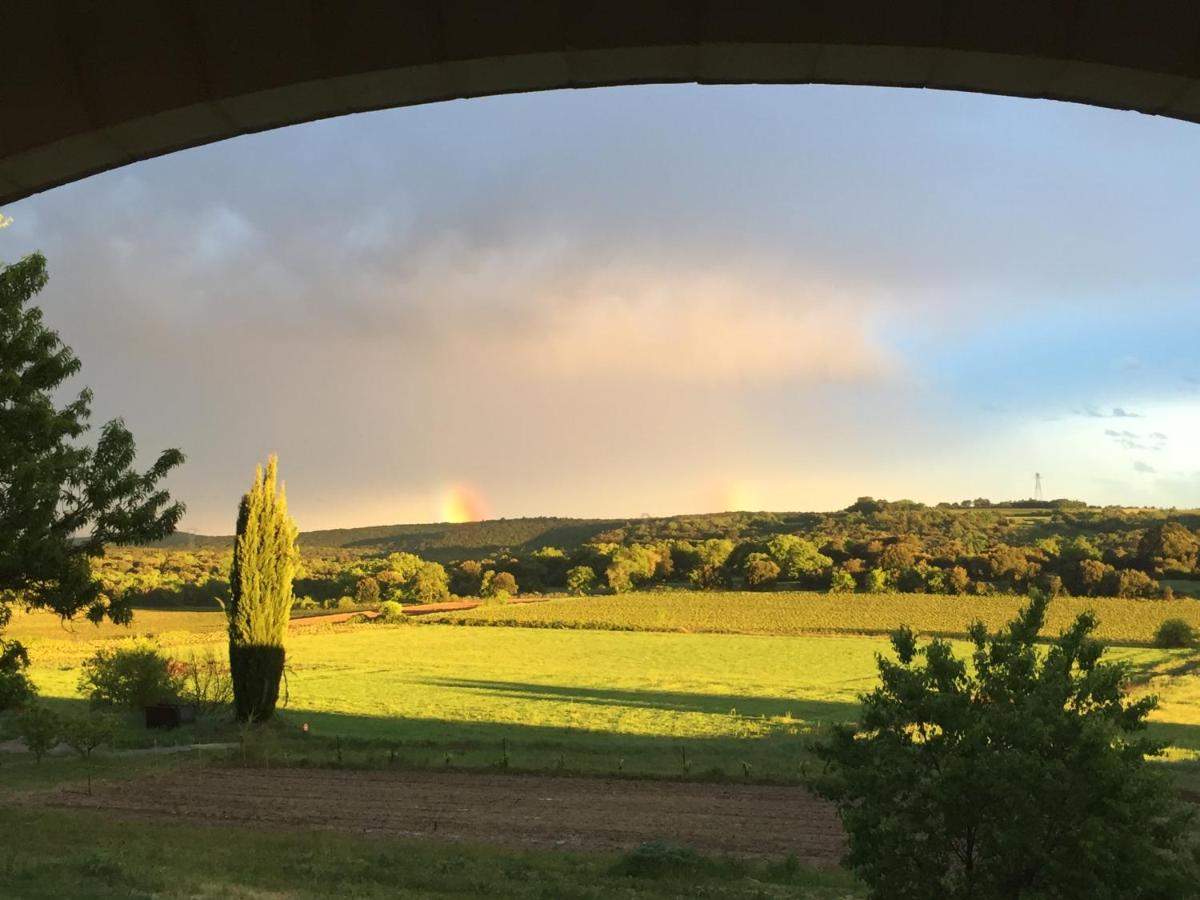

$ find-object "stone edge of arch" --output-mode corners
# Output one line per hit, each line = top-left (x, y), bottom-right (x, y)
(4, 42), (1200, 207)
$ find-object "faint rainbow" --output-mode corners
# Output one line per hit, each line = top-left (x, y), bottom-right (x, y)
(439, 482), (487, 523)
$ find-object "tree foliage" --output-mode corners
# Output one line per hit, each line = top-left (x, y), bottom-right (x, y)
(17, 704), (60, 763)
(354, 575), (380, 606)
(566, 565), (597, 596)
(812, 596), (1197, 898)
(481, 570), (517, 600)
(0, 253), (184, 699)
(766, 534), (832, 582)
(0, 640), (35, 710)
(743, 553), (781, 590)
(227, 455), (299, 721)
(1138, 522), (1199, 576)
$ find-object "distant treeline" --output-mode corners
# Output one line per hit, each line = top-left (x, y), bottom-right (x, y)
(108, 498), (1200, 610)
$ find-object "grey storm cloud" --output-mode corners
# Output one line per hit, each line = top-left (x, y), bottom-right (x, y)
(5, 83), (1200, 529)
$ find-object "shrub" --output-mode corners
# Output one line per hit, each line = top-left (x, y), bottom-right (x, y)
(336, 597), (357, 611)
(17, 704), (60, 762)
(812, 596), (1198, 898)
(78, 642), (180, 708)
(611, 842), (713, 879)
(292, 595), (319, 611)
(1155, 618), (1197, 649)
(377, 600), (407, 623)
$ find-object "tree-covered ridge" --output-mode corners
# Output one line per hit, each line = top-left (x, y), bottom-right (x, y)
(155, 516), (617, 557)
(110, 499), (1200, 611)
(154, 500), (1200, 557)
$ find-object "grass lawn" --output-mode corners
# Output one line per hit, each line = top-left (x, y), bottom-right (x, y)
(4, 607), (1200, 897)
(0, 806), (862, 899)
(9, 611), (1200, 781)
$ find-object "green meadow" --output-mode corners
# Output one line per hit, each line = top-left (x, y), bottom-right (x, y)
(10, 607), (1200, 780)
(5, 601), (1200, 898)
(433, 590), (1200, 645)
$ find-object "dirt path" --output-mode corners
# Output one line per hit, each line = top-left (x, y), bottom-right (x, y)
(289, 595), (549, 626)
(289, 609), (382, 627)
(23, 767), (845, 863)
(401, 596), (549, 617)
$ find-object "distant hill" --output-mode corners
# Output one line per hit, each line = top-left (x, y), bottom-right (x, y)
(152, 516), (624, 561)
(148, 511), (816, 560)
(149, 499), (1199, 564)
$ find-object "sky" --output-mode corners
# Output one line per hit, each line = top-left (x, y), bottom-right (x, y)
(3, 83), (1200, 533)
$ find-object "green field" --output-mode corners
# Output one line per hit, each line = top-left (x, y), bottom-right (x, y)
(432, 590), (1200, 644)
(5, 608), (227, 643)
(10, 606), (1200, 779)
(5, 601), (1200, 897)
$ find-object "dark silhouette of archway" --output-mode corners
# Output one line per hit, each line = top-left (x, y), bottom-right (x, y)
(4, 1), (1200, 206)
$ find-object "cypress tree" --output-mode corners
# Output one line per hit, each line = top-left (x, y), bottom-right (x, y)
(227, 455), (298, 722)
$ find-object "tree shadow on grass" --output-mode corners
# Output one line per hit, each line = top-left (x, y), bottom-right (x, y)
(416, 677), (858, 722)
(260, 706), (829, 780)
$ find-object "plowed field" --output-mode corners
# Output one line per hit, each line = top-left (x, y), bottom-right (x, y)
(27, 767), (845, 864)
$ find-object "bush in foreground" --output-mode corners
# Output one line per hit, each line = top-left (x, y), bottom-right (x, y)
(1154, 617), (1197, 649)
(812, 595), (1198, 899)
(78, 643), (180, 708)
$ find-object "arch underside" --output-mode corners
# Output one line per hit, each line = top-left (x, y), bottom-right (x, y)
(4, 2), (1200, 206)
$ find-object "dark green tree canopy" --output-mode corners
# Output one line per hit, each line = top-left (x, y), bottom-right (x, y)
(0, 253), (184, 634)
(812, 595), (1197, 899)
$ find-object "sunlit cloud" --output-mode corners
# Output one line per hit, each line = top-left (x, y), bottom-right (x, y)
(503, 269), (899, 386)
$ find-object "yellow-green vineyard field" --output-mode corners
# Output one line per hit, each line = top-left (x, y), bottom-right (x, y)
(432, 591), (1200, 645)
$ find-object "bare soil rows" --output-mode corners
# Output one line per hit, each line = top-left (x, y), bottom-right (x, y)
(25, 767), (845, 863)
